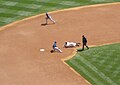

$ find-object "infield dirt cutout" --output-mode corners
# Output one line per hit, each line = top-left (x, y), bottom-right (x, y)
(0, 3), (120, 85)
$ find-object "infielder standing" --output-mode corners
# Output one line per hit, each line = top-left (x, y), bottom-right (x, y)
(45, 12), (56, 24)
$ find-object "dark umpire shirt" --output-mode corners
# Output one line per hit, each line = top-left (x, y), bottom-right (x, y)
(82, 37), (87, 44)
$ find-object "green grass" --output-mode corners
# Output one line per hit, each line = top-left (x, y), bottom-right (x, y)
(0, 0), (120, 84)
(66, 43), (120, 85)
(0, 0), (120, 27)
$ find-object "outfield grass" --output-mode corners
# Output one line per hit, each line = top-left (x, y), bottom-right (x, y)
(0, 0), (120, 27)
(66, 43), (120, 85)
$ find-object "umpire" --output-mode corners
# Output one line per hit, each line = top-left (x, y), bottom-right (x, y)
(82, 35), (89, 50)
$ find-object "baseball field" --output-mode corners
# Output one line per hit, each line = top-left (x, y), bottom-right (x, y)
(0, 0), (120, 85)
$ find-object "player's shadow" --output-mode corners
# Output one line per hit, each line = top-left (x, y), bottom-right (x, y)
(77, 48), (89, 52)
(41, 23), (47, 26)
(41, 23), (54, 26)
(77, 49), (84, 52)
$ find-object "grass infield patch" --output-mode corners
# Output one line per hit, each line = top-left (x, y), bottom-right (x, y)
(66, 43), (120, 85)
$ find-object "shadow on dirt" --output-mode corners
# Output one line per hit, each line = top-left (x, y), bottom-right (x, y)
(41, 23), (55, 26)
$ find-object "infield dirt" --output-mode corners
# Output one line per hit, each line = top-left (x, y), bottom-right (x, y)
(0, 3), (120, 85)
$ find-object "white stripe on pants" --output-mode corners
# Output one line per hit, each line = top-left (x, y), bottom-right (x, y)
(54, 47), (62, 53)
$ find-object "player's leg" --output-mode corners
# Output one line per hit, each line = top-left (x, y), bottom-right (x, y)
(58, 48), (62, 53)
(49, 16), (55, 24)
(54, 47), (62, 53)
(85, 44), (89, 49)
(82, 44), (85, 50)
